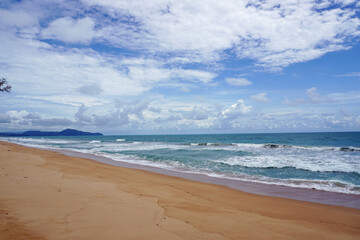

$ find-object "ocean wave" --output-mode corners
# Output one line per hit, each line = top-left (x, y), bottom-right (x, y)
(116, 138), (126, 142)
(261, 143), (360, 152)
(89, 140), (101, 143)
(93, 142), (185, 152)
(338, 146), (360, 152)
(183, 141), (360, 152)
(235, 175), (360, 195)
(190, 142), (223, 146)
(99, 152), (185, 170)
(233, 155), (357, 173)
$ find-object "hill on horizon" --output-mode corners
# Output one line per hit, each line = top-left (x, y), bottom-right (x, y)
(0, 128), (103, 137)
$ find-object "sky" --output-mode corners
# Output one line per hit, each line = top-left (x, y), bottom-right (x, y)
(0, 0), (359, 135)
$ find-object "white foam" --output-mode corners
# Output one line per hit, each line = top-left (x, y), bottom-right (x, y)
(116, 138), (126, 142)
(232, 143), (263, 148)
(214, 151), (360, 174)
(3, 137), (77, 145)
(99, 152), (180, 170)
(95, 142), (186, 152)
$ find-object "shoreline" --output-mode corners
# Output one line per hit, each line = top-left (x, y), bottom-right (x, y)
(1, 141), (360, 239)
(58, 148), (360, 209)
(3, 139), (360, 209)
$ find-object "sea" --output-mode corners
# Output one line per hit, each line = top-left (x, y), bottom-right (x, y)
(3, 132), (360, 198)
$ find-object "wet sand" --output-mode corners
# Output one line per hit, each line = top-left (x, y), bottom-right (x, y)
(1, 141), (360, 240)
(59, 149), (360, 209)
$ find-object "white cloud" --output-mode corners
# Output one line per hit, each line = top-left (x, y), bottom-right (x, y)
(75, 104), (92, 123)
(184, 106), (210, 120)
(222, 99), (252, 119)
(2, 95), (360, 133)
(251, 93), (268, 103)
(19, 95), (110, 107)
(175, 69), (217, 83)
(0, 33), (140, 96)
(77, 82), (103, 95)
(41, 17), (97, 44)
(335, 0), (358, 6)
(284, 87), (333, 106)
(126, 66), (171, 85)
(283, 97), (306, 106)
(0, 28), (217, 103)
(74, 99), (153, 127)
(0, 113), (11, 123)
(83, 0), (360, 69)
(0, 9), (38, 28)
(328, 91), (360, 104)
(306, 87), (332, 104)
(336, 72), (360, 77)
(225, 77), (252, 86)
(31, 117), (73, 127)
(6, 110), (29, 119)
(0, 110), (74, 131)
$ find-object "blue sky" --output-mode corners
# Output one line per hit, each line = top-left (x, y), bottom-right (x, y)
(0, 0), (359, 134)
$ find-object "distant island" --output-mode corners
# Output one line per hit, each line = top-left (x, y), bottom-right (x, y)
(0, 128), (103, 137)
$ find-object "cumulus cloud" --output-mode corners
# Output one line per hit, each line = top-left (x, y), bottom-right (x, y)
(225, 77), (252, 86)
(41, 17), (97, 44)
(221, 99), (252, 120)
(75, 104), (92, 123)
(74, 99), (153, 127)
(251, 93), (268, 103)
(72, 98), (253, 131)
(2, 97), (360, 133)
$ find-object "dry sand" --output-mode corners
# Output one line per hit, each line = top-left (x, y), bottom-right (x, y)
(0, 141), (359, 240)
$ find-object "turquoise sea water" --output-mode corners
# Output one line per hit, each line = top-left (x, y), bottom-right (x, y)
(3, 132), (360, 195)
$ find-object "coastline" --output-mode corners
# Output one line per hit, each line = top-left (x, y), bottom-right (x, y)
(58, 148), (360, 209)
(1, 141), (360, 239)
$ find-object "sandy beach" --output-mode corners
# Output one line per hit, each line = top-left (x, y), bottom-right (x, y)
(1, 141), (360, 240)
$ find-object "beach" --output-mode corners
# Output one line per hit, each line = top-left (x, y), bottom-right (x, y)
(1, 141), (360, 240)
